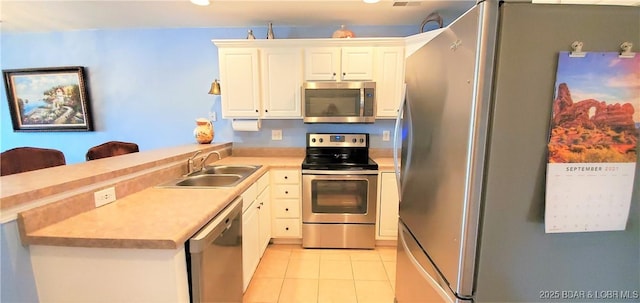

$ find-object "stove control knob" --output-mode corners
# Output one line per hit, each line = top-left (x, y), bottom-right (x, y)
(352, 138), (357, 143)
(319, 138), (324, 143)
(360, 138), (365, 143)
(311, 138), (316, 143)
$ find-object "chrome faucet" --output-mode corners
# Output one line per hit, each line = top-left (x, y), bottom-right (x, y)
(186, 151), (202, 175)
(200, 150), (222, 170)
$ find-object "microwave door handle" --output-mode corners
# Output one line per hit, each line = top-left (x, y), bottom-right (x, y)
(359, 88), (365, 117)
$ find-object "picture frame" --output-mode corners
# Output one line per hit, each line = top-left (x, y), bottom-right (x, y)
(3, 66), (94, 132)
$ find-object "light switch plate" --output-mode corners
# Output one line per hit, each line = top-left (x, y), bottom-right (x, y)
(209, 111), (217, 122)
(383, 130), (391, 141)
(272, 129), (283, 141)
(94, 187), (116, 208)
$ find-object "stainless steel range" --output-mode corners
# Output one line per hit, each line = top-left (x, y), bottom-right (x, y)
(301, 133), (379, 249)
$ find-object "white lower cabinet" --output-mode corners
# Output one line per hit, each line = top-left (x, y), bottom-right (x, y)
(257, 174), (272, 256)
(377, 171), (400, 240)
(242, 195), (260, 292)
(270, 169), (302, 239)
(242, 172), (271, 292)
(30, 245), (190, 303)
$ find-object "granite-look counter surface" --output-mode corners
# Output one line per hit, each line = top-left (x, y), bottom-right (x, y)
(19, 155), (393, 250)
(20, 157), (303, 249)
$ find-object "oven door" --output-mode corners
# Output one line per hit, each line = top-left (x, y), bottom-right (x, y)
(302, 170), (378, 224)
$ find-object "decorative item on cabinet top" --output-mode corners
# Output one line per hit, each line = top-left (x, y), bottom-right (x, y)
(267, 22), (275, 39)
(332, 25), (355, 38)
(247, 30), (256, 40)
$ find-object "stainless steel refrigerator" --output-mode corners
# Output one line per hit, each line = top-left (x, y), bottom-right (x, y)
(393, 1), (640, 302)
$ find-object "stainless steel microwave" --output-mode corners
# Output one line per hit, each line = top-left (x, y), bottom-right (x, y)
(302, 81), (375, 123)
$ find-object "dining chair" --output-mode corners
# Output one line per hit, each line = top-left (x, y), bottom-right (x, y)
(86, 141), (139, 161)
(1, 147), (66, 176)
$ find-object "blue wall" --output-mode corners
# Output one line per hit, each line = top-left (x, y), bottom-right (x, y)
(1, 25), (416, 164)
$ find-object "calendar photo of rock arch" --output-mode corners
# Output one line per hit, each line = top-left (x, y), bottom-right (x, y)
(548, 52), (639, 163)
(545, 52), (638, 233)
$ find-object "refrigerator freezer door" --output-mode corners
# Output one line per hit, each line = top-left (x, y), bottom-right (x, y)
(396, 221), (457, 303)
(399, 2), (497, 298)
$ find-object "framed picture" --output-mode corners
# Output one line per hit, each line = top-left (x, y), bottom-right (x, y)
(3, 66), (94, 131)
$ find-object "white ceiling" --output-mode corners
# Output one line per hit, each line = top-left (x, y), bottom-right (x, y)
(0, 0), (477, 33)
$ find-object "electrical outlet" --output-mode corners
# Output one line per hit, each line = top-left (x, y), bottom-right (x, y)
(94, 187), (116, 208)
(383, 130), (391, 141)
(272, 129), (283, 140)
(209, 111), (217, 122)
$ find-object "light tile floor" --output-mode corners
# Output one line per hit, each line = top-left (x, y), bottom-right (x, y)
(243, 244), (397, 303)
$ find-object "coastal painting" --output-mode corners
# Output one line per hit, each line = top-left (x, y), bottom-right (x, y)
(3, 66), (94, 131)
(548, 52), (639, 163)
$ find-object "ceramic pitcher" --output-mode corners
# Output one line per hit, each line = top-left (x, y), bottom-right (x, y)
(194, 118), (214, 144)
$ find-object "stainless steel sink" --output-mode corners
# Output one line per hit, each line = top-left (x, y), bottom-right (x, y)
(173, 174), (243, 187)
(197, 165), (259, 176)
(157, 164), (261, 188)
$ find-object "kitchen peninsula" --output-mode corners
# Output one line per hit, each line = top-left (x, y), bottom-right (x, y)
(5, 143), (393, 302)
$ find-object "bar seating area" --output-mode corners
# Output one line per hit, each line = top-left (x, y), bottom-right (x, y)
(0, 141), (139, 176)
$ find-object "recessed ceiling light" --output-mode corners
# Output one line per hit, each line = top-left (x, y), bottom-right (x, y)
(363, 0), (381, 3)
(191, 0), (210, 6)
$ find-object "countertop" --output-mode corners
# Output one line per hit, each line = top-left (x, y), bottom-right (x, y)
(20, 155), (395, 250)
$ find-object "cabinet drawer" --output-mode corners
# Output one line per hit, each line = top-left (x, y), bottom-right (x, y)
(272, 219), (301, 238)
(272, 184), (300, 199)
(271, 170), (300, 184)
(273, 199), (300, 218)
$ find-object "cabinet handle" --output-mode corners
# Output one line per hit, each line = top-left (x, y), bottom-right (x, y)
(332, 72), (336, 76)
(257, 206), (261, 209)
(285, 227), (289, 231)
(260, 202), (264, 206)
(285, 191), (289, 194)
(343, 72), (346, 76)
(255, 109), (259, 113)
(284, 176), (288, 180)
(265, 109), (268, 113)
(285, 208), (289, 211)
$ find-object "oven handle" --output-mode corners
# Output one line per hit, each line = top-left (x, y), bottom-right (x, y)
(302, 169), (379, 175)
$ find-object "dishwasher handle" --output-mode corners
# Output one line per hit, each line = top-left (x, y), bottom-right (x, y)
(189, 196), (242, 254)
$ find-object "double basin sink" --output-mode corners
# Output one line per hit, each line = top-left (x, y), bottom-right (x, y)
(159, 165), (261, 188)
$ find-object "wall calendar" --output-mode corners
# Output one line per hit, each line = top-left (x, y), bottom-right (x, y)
(545, 51), (639, 233)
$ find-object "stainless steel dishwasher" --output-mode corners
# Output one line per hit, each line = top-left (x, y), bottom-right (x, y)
(188, 196), (243, 303)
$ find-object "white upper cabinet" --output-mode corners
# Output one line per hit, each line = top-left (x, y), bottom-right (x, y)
(260, 48), (303, 118)
(304, 47), (374, 81)
(214, 38), (405, 119)
(218, 48), (260, 118)
(303, 47), (341, 81)
(341, 47), (375, 81)
(374, 46), (405, 118)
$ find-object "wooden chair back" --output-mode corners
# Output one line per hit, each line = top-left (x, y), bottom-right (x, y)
(1, 147), (66, 176)
(86, 141), (139, 161)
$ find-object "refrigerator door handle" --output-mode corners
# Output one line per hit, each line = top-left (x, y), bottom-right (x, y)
(399, 223), (456, 303)
(393, 85), (406, 202)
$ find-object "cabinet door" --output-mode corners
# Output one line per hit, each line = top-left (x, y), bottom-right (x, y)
(219, 48), (260, 118)
(378, 172), (399, 239)
(257, 187), (271, 255)
(261, 48), (303, 118)
(304, 47), (340, 81)
(242, 202), (259, 292)
(375, 47), (405, 118)
(341, 47), (374, 81)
